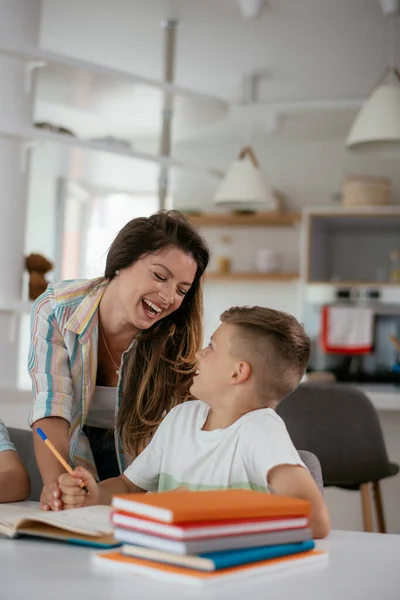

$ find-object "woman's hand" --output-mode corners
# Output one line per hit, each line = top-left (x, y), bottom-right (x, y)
(40, 481), (63, 511)
(33, 418), (70, 512)
(59, 466), (99, 509)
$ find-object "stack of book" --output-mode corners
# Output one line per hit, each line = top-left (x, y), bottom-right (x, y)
(94, 489), (327, 585)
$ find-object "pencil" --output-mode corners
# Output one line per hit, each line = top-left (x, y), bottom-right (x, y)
(36, 427), (89, 493)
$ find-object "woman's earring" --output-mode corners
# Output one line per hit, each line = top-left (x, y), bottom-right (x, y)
(115, 269), (120, 276)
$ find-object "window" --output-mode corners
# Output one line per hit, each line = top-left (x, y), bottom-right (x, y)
(56, 179), (160, 280)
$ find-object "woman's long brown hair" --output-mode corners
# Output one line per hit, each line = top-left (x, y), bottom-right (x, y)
(104, 210), (210, 457)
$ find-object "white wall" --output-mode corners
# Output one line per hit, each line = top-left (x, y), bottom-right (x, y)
(38, 0), (398, 103)
(203, 281), (301, 344)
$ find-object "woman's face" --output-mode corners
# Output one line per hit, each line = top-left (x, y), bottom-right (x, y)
(114, 246), (198, 330)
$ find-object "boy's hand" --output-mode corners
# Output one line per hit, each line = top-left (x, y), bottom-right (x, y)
(40, 482), (62, 511)
(58, 467), (99, 509)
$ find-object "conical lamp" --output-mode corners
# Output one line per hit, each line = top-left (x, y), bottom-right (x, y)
(214, 146), (278, 210)
(346, 69), (400, 150)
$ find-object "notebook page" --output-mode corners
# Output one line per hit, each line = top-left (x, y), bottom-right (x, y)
(0, 504), (44, 535)
(0, 504), (113, 536)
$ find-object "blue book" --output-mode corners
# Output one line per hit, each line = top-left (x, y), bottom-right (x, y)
(122, 540), (315, 571)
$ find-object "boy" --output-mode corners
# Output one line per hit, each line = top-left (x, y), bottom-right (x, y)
(0, 419), (30, 502)
(58, 306), (330, 538)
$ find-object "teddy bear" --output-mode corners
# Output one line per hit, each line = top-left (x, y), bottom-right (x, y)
(25, 253), (54, 300)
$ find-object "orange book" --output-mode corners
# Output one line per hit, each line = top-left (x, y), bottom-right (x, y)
(111, 489), (310, 524)
(93, 548), (327, 585)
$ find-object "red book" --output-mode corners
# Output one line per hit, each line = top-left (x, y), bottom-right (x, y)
(111, 511), (309, 540)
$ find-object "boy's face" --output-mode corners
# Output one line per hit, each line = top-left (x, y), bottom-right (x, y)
(191, 322), (238, 402)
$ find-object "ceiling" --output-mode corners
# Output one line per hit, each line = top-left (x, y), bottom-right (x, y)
(36, 0), (400, 144)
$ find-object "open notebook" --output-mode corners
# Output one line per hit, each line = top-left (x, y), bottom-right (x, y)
(0, 502), (120, 548)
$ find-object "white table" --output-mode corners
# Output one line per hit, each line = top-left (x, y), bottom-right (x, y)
(1, 530), (400, 600)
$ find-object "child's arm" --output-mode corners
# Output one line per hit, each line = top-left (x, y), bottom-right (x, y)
(98, 474), (146, 504)
(59, 467), (146, 509)
(59, 405), (178, 508)
(242, 414), (331, 539)
(268, 464), (331, 539)
(0, 450), (31, 502)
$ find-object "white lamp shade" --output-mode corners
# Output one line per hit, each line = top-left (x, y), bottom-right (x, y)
(346, 82), (400, 149)
(214, 149), (278, 209)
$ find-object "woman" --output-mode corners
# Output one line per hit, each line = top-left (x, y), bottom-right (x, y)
(28, 210), (210, 510)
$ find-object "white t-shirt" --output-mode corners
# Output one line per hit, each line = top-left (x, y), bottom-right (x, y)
(0, 418), (16, 453)
(124, 400), (305, 493)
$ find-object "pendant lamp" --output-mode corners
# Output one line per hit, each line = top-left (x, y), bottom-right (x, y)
(346, 68), (400, 150)
(214, 145), (278, 210)
(347, 5), (400, 150)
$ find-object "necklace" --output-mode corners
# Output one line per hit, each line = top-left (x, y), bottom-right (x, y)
(98, 321), (121, 376)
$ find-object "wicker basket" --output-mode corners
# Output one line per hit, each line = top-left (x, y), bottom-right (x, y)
(341, 176), (391, 206)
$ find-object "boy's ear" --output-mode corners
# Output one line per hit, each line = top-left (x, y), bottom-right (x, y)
(231, 360), (251, 385)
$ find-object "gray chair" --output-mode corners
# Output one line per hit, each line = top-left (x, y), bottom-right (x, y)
(8, 427), (42, 502)
(276, 382), (399, 533)
(298, 449), (324, 494)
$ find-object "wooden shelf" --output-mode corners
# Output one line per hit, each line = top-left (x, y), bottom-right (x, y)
(184, 212), (301, 227)
(206, 272), (299, 282)
(307, 281), (400, 286)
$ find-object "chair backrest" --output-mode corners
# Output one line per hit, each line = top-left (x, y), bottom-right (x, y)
(8, 428), (42, 501)
(276, 383), (393, 485)
(298, 449), (324, 493)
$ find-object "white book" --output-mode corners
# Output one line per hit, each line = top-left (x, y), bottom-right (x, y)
(113, 526), (312, 554)
(111, 511), (308, 540)
(93, 548), (328, 587)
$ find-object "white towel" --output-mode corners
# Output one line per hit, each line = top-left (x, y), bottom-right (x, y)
(321, 305), (374, 354)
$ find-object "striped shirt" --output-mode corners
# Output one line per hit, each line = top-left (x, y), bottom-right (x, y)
(0, 419), (16, 453)
(28, 278), (133, 478)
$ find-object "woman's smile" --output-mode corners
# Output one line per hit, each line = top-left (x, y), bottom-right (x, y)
(142, 297), (163, 319)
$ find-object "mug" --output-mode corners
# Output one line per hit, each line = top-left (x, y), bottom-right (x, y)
(255, 249), (281, 273)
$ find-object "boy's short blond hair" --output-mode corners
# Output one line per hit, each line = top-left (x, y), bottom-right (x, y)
(220, 306), (311, 407)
